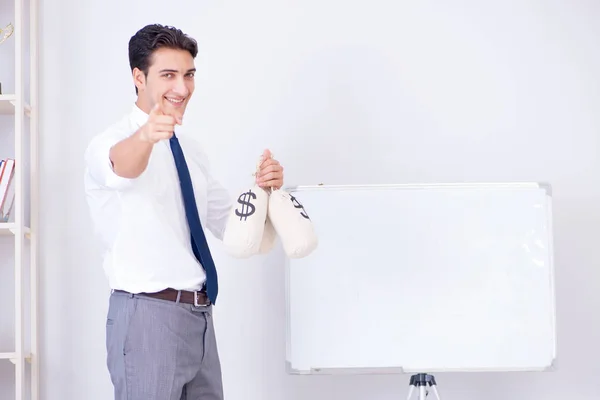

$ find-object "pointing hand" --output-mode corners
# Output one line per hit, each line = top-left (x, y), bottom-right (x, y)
(140, 103), (182, 143)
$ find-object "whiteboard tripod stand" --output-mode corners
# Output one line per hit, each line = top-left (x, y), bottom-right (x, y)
(407, 373), (441, 400)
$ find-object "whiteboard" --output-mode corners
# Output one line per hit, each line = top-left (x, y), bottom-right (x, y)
(284, 183), (556, 374)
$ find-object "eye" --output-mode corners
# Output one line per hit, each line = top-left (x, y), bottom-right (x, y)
(163, 73), (173, 78)
(186, 72), (195, 78)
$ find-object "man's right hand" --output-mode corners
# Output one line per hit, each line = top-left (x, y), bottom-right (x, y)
(140, 103), (182, 143)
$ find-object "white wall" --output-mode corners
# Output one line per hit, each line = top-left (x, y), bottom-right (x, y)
(34, 0), (600, 399)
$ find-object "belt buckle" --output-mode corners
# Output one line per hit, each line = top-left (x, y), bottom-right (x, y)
(193, 291), (208, 307)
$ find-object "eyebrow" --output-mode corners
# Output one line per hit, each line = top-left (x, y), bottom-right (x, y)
(159, 68), (196, 74)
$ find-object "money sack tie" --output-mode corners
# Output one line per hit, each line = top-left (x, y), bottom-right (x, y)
(222, 156), (269, 258)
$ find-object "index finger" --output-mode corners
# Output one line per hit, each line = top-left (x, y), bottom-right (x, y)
(149, 102), (164, 116)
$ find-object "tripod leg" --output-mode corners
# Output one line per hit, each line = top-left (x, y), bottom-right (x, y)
(407, 385), (414, 400)
(430, 384), (441, 400)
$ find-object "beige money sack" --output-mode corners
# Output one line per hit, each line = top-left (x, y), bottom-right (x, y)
(222, 185), (269, 258)
(258, 216), (277, 254)
(268, 189), (318, 258)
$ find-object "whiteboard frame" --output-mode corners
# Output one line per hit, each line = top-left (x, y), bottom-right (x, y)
(283, 182), (557, 375)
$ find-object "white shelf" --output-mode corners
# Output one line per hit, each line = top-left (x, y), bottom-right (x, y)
(0, 353), (17, 363)
(0, 222), (16, 234)
(0, 95), (31, 116)
(0, 353), (32, 365)
(0, 223), (31, 237)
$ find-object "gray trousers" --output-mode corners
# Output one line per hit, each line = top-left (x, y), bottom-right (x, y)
(106, 290), (223, 400)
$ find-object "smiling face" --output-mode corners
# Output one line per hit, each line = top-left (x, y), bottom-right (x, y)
(133, 47), (196, 121)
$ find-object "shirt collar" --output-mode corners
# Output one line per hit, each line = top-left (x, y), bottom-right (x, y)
(130, 103), (150, 128)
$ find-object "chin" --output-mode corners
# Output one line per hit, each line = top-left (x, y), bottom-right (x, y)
(162, 99), (189, 119)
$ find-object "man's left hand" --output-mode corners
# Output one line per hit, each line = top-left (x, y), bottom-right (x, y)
(257, 149), (284, 190)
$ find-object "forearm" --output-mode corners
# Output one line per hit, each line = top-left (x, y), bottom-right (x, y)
(109, 128), (154, 179)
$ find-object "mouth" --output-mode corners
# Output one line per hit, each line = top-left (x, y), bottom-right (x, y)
(165, 96), (186, 106)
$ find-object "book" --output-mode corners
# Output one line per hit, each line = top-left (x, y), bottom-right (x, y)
(0, 158), (15, 222)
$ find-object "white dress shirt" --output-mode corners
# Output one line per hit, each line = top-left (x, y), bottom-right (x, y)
(84, 104), (232, 293)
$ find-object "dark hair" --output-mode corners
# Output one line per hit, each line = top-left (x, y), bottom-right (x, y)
(128, 24), (198, 93)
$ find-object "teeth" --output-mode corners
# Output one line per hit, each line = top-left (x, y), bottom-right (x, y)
(166, 97), (184, 104)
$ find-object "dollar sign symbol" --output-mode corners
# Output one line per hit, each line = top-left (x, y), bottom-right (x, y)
(235, 190), (257, 221)
(289, 194), (309, 219)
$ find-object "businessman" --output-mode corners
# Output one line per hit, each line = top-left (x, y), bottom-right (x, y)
(84, 23), (284, 399)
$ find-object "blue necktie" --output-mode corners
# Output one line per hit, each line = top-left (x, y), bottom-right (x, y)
(169, 133), (219, 305)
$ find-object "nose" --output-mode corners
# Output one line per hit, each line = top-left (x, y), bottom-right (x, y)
(173, 77), (189, 96)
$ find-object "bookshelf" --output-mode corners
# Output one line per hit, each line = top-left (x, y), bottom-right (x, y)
(0, 0), (39, 398)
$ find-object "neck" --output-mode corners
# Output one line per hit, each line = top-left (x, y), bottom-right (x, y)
(135, 97), (152, 115)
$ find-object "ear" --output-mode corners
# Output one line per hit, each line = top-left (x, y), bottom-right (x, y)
(132, 67), (146, 92)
